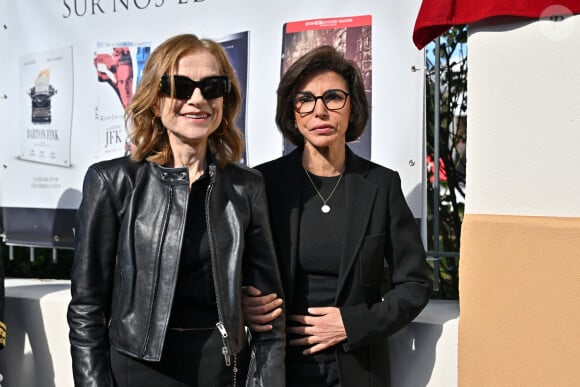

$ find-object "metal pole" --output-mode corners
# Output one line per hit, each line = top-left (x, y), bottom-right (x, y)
(432, 38), (441, 291)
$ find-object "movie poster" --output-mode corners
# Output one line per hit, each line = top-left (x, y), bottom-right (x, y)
(19, 46), (74, 167)
(281, 15), (372, 158)
(218, 31), (250, 164)
(93, 41), (151, 158)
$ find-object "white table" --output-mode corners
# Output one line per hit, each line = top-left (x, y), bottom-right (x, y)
(0, 278), (72, 387)
(0, 279), (459, 387)
(390, 300), (459, 386)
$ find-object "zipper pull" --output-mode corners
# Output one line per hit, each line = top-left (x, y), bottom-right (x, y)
(216, 322), (231, 366)
(216, 321), (228, 339)
(221, 346), (231, 366)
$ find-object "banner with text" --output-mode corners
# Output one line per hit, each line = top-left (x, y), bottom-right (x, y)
(0, 0), (425, 247)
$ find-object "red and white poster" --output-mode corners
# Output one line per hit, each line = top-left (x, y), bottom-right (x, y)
(93, 42), (151, 157)
(281, 15), (372, 158)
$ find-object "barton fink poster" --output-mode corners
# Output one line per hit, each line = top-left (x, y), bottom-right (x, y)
(20, 46), (74, 167)
(94, 41), (151, 157)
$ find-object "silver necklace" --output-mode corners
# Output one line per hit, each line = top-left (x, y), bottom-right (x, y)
(303, 167), (344, 214)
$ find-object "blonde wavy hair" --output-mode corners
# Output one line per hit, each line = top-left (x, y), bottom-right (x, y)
(126, 34), (243, 167)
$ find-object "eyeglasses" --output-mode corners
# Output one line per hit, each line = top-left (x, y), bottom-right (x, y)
(160, 75), (230, 100)
(293, 89), (349, 114)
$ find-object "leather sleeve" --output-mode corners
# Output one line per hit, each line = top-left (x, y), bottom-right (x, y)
(244, 176), (286, 387)
(67, 166), (119, 386)
(340, 171), (432, 351)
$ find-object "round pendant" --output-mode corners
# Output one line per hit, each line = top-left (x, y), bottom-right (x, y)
(321, 204), (331, 213)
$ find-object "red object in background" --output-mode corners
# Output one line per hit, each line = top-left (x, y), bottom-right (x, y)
(426, 154), (447, 183)
(413, 0), (580, 49)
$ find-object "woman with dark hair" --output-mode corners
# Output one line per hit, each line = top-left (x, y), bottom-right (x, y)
(68, 33), (285, 387)
(243, 45), (431, 386)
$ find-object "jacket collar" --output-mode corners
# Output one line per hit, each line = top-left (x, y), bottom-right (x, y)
(150, 150), (217, 185)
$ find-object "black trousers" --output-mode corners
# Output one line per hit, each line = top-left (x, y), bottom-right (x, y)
(286, 355), (340, 387)
(111, 328), (249, 387)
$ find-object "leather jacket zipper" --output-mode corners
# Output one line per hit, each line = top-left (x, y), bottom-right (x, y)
(205, 166), (232, 367)
(216, 321), (231, 366)
(141, 183), (174, 356)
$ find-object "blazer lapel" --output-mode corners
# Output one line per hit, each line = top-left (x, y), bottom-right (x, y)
(270, 149), (303, 305)
(336, 149), (377, 301)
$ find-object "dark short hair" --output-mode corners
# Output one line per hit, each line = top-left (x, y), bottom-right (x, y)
(276, 45), (369, 146)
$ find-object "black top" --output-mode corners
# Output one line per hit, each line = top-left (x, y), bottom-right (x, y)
(254, 147), (432, 386)
(287, 171), (345, 362)
(169, 171), (218, 328)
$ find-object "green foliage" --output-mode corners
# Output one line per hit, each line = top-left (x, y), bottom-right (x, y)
(425, 25), (467, 299)
(1, 243), (73, 279)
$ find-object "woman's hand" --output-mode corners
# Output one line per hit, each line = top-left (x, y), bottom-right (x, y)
(287, 307), (347, 355)
(242, 286), (283, 332)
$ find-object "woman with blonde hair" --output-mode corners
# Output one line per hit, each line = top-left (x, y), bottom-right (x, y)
(68, 34), (285, 387)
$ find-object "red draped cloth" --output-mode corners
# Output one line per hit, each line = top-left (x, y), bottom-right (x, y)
(413, 0), (580, 49)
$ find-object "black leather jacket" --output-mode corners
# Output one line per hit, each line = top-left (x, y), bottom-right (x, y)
(67, 156), (285, 387)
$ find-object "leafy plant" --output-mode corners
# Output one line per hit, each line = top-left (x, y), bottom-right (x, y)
(1, 243), (73, 279)
(425, 25), (467, 299)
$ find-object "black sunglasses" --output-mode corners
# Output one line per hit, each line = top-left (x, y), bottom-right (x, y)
(159, 75), (231, 100)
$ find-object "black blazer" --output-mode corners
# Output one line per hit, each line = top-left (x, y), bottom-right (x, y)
(255, 147), (431, 387)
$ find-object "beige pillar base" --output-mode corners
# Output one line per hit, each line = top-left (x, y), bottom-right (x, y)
(459, 214), (580, 386)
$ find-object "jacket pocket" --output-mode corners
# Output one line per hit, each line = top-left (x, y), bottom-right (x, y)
(358, 233), (386, 287)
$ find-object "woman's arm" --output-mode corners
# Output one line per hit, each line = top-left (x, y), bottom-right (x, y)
(67, 166), (120, 387)
(243, 178), (286, 387)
